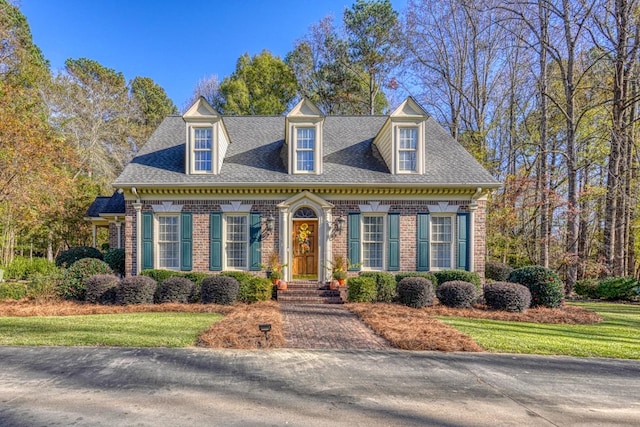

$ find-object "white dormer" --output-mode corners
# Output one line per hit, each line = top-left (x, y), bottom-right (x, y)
(182, 97), (230, 175)
(373, 97), (428, 175)
(285, 98), (324, 175)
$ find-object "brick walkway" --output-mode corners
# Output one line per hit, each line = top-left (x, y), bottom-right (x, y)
(280, 304), (391, 350)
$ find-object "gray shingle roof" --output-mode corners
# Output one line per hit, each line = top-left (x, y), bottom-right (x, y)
(113, 115), (499, 188)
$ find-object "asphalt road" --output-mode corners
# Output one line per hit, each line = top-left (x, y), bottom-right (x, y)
(0, 347), (638, 426)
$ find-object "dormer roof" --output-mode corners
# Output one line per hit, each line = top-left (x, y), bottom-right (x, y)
(182, 96), (220, 121)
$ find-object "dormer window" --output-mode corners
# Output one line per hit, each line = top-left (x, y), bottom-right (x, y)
(183, 97), (229, 175)
(398, 127), (418, 172)
(193, 127), (213, 172)
(286, 98), (324, 175)
(295, 128), (316, 172)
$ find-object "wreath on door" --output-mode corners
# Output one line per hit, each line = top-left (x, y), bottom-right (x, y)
(297, 223), (312, 254)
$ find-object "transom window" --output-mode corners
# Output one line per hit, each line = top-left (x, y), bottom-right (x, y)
(226, 215), (248, 269)
(431, 216), (453, 269)
(194, 127), (212, 172)
(158, 216), (180, 269)
(398, 127), (417, 172)
(295, 128), (315, 172)
(362, 216), (384, 269)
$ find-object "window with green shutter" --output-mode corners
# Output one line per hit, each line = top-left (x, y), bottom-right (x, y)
(416, 213), (430, 271)
(456, 213), (470, 271)
(142, 212), (154, 270)
(348, 213), (361, 270)
(387, 213), (400, 271)
(210, 213), (222, 271)
(180, 213), (192, 271)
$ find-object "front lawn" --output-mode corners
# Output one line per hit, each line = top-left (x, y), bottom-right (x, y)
(439, 302), (640, 359)
(0, 312), (222, 347)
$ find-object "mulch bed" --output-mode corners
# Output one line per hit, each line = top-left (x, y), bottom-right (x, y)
(427, 303), (603, 324)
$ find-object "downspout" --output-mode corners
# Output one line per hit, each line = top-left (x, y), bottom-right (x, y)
(469, 187), (483, 273)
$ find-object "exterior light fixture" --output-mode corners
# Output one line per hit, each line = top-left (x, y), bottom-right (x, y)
(262, 215), (275, 238)
(259, 323), (271, 341)
(335, 215), (346, 233)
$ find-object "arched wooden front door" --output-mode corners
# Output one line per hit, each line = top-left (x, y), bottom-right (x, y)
(292, 208), (318, 278)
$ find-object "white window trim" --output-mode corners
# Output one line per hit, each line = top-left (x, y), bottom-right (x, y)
(361, 213), (386, 271)
(393, 123), (423, 174)
(223, 213), (249, 271)
(189, 125), (215, 174)
(429, 214), (455, 271)
(294, 126), (316, 174)
(155, 214), (181, 271)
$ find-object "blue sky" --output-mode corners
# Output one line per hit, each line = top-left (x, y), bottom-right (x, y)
(20, 0), (407, 109)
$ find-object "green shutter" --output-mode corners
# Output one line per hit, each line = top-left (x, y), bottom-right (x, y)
(142, 212), (154, 270)
(348, 213), (361, 270)
(417, 213), (430, 271)
(388, 213), (400, 271)
(249, 213), (262, 271)
(181, 213), (192, 271)
(209, 213), (222, 271)
(457, 213), (470, 271)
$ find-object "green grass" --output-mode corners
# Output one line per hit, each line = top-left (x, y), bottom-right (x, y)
(439, 303), (640, 359)
(0, 312), (222, 347)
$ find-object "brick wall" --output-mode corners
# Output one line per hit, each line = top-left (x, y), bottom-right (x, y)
(123, 197), (487, 279)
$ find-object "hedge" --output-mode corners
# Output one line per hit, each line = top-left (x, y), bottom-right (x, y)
(347, 277), (377, 303)
(155, 276), (194, 303)
(395, 272), (438, 287)
(59, 258), (113, 300)
(55, 246), (103, 268)
(85, 274), (119, 304)
(436, 281), (477, 308)
(397, 276), (434, 308)
(508, 266), (564, 308)
(483, 282), (531, 312)
(201, 276), (240, 305)
(433, 270), (481, 291)
(116, 276), (157, 305)
(358, 271), (396, 302)
(485, 261), (514, 282)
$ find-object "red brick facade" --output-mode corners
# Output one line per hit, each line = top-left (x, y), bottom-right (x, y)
(123, 195), (488, 280)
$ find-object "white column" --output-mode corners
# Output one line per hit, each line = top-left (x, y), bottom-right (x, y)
(469, 202), (478, 273)
(322, 206), (333, 283)
(279, 207), (290, 281)
(115, 221), (122, 249)
(132, 202), (142, 275)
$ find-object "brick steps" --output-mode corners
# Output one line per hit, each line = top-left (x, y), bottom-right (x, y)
(277, 280), (347, 304)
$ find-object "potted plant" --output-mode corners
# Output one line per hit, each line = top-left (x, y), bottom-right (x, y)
(328, 255), (348, 286)
(261, 252), (287, 289)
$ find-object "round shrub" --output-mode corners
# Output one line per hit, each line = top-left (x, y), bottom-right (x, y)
(103, 249), (125, 276)
(508, 266), (564, 308)
(485, 261), (514, 282)
(347, 277), (377, 303)
(359, 271), (396, 302)
(55, 246), (103, 268)
(574, 278), (600, 299)
(436, 280), (477, 308)
(433, 270), (482, 291)
(484, 282), (531, 312)
(59, 258), (113, 300)
(155, 276), (194, 303)
(395, 272), (438, 287)
(397, 277), (434, 308)
(116, 276), (157, 304)
(201, 275), (239, 305)
(596, 276), (640, 301)
(85, 274), (119, 304)
(240, 276), (273, 303)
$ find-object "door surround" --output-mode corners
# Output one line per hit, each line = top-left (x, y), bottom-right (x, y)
(276, 191), (334, 282)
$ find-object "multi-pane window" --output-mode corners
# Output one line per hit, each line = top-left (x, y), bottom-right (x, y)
(398, 127), (417, 172)
(295, 128), (315, 172)
(431, 216), (453, 269)
(362, 216), (384, 269)
(158, 216), (180, 269)
(194, 128), (212, 172)
(226, 215), (248, 269)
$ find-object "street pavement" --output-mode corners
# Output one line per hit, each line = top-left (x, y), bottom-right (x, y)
(0, 346), (638, 426)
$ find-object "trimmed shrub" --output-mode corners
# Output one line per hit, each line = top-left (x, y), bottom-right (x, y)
(508, 266), (564, 308)
(395, 272), (438, 287)
(436, 280), (477, 308)
(219, 271), (271, 303)
(433, 270), (482, 291)
(103, 249), (125, 276)
(596, 276), (640, 301)
(201, 275), (239, 305)
(485, 261), (514, 282)
(140, 269), (183, 284)
(116, 276), (157, 305)
(26, 269), (63, 301)
(484, 282), (531, 312)
(55, 246), (103, 268)
(155, 276), (194, 303)
(359, 271), (396, 302)
(59, 258), (113, 300)
(574, 278), (600, 299)
(183, 272), (211, 303)
(397, 277), (434, 308)
(85, 274), (119, 304)
(5, 256), (57, 280)
(347, 276), (377, 303)
(0, 282), (27, 300)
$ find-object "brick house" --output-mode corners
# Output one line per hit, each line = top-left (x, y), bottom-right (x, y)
(88, 97), (500, 282)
